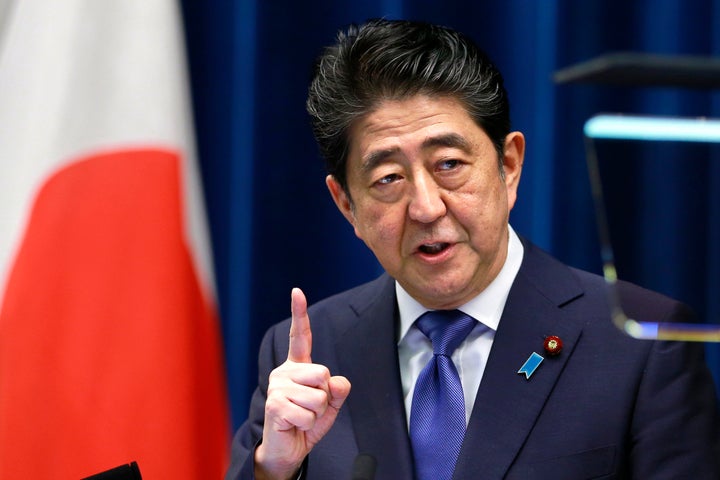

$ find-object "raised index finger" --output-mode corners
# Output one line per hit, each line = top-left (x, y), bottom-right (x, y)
(288, 287), (312, 363)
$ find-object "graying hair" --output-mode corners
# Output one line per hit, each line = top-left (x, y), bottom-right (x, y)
(306, 19), (511, 194)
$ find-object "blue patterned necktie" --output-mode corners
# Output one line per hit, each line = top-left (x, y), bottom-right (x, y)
(409, 310), (477, 480)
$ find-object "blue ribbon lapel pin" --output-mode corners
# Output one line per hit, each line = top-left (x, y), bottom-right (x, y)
(517, 352), (544, 380)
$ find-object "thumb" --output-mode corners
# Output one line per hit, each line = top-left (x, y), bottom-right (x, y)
(306, 375), (351, 447)
(327, 375), (351, 409)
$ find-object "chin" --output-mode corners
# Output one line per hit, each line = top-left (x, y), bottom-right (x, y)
(414, 283), (470, 310)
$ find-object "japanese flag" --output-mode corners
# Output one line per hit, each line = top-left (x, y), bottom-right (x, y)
(0, 1), (230, 478)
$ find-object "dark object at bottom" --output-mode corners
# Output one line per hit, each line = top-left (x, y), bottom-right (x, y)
(81, 461), (142, 480)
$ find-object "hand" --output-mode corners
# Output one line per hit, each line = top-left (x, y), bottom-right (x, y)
(255, 288), (352, 480)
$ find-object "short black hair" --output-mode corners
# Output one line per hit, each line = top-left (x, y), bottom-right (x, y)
(306, 18), (511, 194)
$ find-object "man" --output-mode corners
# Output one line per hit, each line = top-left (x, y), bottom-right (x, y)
(227, 19), (720, 479)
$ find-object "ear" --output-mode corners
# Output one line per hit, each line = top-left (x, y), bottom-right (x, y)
(502, 131), (525, 210)
(326, 175), (357, 227)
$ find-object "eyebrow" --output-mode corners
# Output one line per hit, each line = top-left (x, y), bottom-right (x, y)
(361, 147), (400, 174)
(421, 132), (472, 152)
(360, 133), (472, 173)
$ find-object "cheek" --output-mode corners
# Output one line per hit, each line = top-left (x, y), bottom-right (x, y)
(354, 202), (404, 248)
(453, 182), (508, 230)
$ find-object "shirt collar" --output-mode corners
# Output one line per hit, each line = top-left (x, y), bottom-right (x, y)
(396, 225), (524, 343)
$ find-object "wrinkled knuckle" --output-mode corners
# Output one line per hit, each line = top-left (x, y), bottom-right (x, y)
(309, 387), (330, 406)
(315, 364), (331, 380)
(264, 395), (283, 417)
(297, 411), (317, 431)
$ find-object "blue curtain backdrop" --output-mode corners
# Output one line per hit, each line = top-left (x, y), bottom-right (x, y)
(180, 0), (720, 429)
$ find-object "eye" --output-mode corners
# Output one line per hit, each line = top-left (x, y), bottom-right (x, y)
(374, 173), (402, 186)
(438, 159), (461, 171)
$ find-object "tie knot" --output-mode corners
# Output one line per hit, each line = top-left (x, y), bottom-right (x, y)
(416, 310), (476, 356)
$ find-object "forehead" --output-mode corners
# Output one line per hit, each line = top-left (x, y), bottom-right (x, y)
(347, 95), (489, 166)
(353, 95), (475, 136)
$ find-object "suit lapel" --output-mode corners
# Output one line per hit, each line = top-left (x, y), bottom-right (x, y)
(335, 275), (416, 478)
(454, 242), (585, 479)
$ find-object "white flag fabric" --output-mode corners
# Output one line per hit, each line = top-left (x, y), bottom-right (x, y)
(0, 1), (230, 478)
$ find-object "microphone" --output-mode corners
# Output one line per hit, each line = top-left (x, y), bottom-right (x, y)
(81, 461), (142, 480)
(351, 453), (376, 480)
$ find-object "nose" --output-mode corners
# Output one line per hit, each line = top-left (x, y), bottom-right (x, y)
(408, 172), (447, 223)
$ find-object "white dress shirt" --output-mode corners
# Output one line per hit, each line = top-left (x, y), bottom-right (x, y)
(396, 225), (524, 427)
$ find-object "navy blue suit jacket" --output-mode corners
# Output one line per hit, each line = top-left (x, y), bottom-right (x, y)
(227, 240), (720, 479)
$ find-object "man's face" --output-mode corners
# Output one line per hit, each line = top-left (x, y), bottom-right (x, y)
(327, 95), (524, 310)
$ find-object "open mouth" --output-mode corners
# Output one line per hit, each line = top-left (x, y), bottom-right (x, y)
(418, 242), (450, 255)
